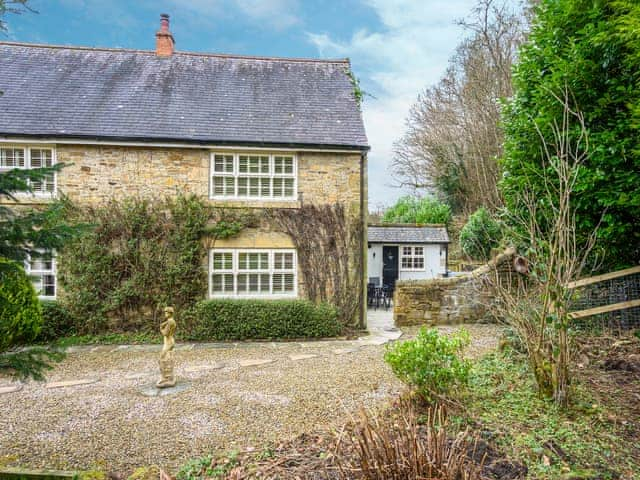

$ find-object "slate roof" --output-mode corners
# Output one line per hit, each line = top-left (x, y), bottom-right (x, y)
(368, 225), (450, 244)
(0, 42), (368, 149)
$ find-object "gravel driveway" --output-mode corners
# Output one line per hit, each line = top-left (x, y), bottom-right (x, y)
(0, 323), (501, 475)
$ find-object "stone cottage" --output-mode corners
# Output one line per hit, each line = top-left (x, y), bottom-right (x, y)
(0, 15), (369, 325)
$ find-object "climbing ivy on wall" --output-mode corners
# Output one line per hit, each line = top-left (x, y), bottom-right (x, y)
(57, 196), (254, 334)
(268, 203), (364, 328)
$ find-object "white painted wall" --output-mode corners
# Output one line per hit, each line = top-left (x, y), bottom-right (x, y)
(367, 244), (383, 284)
(367, 242), (447, 283)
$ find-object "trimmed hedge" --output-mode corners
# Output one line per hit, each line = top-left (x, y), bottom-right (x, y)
(181, 299), (342, 341)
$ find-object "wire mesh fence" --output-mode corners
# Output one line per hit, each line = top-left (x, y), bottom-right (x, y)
(569, 269), (640, 330)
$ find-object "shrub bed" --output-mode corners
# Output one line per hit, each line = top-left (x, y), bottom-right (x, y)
(37, 301), (77, 342)
(181, 299), (342, 341)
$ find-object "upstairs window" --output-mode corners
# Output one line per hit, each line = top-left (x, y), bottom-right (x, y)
(209, 249), (297, 298)
(210, 153), (296, 200)
(0, 146), (56, 196)
(25, 251), (56, 299)
(401, 246), (425, 270)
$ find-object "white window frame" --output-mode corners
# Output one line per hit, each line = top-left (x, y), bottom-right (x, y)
(24, 251), (57, 299)
(400, 245), (426, 272)
(0, 145), (57, 197)
(209, 248), (297, 298)
(209, 152), (297, 201)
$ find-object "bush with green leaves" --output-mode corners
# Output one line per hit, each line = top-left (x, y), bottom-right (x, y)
(181, 299), (341, 341)
(382, 195), (451, 225)
(459, 207), (502, 261)
(0, 258), (42, 350)
(384, 327), (471, 402)
(37, 301), (77, 342)
(500, 0), (640, 271)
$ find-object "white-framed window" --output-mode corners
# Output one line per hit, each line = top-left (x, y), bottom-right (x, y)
(210, 152), (297, 200)
(209, 249), (297, 298)
(401, 246), (425, 271)
(0, 146), (56, 196)
(24, 251), (57, 299)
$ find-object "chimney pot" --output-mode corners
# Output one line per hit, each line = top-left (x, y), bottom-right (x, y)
(156, 13), (174, 57)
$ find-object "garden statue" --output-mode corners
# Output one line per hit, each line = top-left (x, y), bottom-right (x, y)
(156, 306), (177, 388)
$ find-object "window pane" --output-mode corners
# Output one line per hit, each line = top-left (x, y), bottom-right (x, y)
(414, 258), (424, 269)
(414, 247), (424, 255)
(249, 177), (259, 196)
(274, 156), (294, 174)
(213, 252), (232, 270)
(212, 176), (234, 196)
(273, 177), (283, 197)
(42, 274), (56, 297)
(260, 273), (270, 293)
(237, 177), (248, 196)
(248, 273), (259, 292)
(275, 252), (294, 270)
(214, 154), (233, 173)
(212, 273), (234, 293)
(283, 178), (294, 197)
(283, 273), (295, 292)
(0, 148), (25, 168)
(260, 177), (271, 197)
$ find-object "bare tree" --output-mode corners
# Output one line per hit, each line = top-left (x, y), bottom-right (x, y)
(392, 0), (527, 214)
(0, 0), (34, 33)
(488, 88), (600, 406)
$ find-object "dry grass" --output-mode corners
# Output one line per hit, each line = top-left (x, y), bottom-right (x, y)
(334, 401), (483, 480)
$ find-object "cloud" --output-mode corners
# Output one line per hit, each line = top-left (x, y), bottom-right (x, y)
(235, 0), (300, 29)
(307, 0), (477, 206)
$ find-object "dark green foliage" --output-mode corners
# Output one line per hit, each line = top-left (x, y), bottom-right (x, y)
(0, 163), (79, 379)
(0, 258), (65, 380)
(37, 300), (77, 341)
(58, 196), (252, 334)
(459, 207), (503, 261)
(501, 0), (640, 270)
(384, 327), (471, 402)
(382, 195), (452, 225)
(0, 257), (42, 350)
(181, 299), (341, 341)
(0, 348), (64, 381)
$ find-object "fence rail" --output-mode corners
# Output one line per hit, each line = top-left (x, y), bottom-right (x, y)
(567, 265), (640, 328)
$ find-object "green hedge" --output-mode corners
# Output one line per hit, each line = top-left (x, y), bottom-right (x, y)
(37, 301), (77, 342)
(181, 299), (342, 341)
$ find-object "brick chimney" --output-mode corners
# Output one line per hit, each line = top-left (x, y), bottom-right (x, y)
(155, 13), (174, 57)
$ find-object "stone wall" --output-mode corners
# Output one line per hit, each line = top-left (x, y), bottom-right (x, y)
(3, 143), (366, 319)
(393, 249), (516, 326)
(52, 145), (363, 211)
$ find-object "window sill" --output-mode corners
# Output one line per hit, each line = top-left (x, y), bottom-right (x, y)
(208, 198), (301, 209)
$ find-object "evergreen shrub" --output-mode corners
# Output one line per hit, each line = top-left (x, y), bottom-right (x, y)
(181, 299), (342, 341)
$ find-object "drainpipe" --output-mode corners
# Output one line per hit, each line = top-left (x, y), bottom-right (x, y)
(360, 151), (368, 329)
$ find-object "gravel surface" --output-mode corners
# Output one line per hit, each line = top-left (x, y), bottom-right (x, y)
(0, 324), (502, 475)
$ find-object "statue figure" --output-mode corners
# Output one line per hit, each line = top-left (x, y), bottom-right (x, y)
(156, 306), (177, 388)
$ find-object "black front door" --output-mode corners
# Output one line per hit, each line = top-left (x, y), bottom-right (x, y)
(382, 246), (399, 289)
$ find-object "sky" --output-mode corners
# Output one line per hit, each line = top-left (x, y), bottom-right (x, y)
(3, 0), (481, 208)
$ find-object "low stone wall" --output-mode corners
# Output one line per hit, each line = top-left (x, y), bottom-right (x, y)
(393, 249), (516, 326)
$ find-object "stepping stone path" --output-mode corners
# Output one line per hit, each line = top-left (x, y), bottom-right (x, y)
(184, 363), (224, 373)
(238, 359), (275, 367)
(288, 354), (318, 361)
(0, 384), (22, 395)
(332, 348), (358, 355)
(45, 378), (100, 389)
